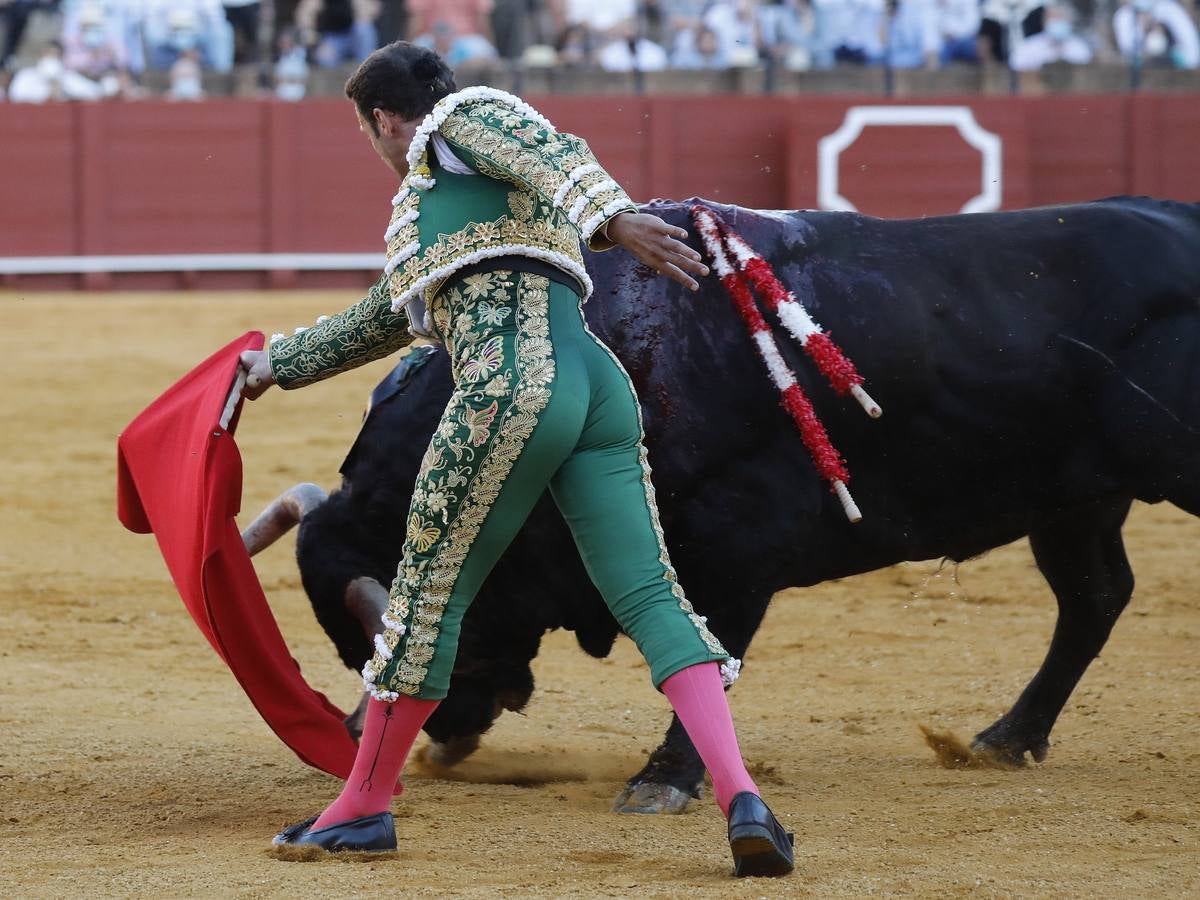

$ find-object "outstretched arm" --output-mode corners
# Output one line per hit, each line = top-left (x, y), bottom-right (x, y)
(240, 272), (413, 398)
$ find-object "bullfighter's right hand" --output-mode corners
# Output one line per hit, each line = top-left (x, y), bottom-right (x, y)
(606, 212), (710, 292)
(239, 349), (276, 400)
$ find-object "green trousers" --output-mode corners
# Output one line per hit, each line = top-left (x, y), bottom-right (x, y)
(362, 270), (728, 701)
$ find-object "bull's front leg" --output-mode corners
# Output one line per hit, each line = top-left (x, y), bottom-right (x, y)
(972, 504), (1133, 766)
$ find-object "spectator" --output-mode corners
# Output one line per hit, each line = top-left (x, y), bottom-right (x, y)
(554, 21), (591, 64)
(757, 0), (821, 71)
(936, 0), (981, 63)
(490, 0), (538, 59)
(415, 19), (498, 68)
(168, 46), (204, 99)
(884, 0), (941, 68)
(596, 18), (669, 70)
(407, 0), (494, 44)
(1, 0), (60, 70)
(671, 21), (731, 65)
(816, 0), (886, 63)
(143, 0), (234, 72)
(1112, 0), (1200, 68)
(704, 0), (763, 64)
(295, 0), (380, 68)
(658, 0), (716, 62)
(273, 26), (308, 99)
(221, 0), (262, 66)
(1010, 1), (1092, 68)
(549, 0), (637, 63)
(61, 0), (141, 80)
(979, 0), (1045, 64)
(8, 39), (106, 100)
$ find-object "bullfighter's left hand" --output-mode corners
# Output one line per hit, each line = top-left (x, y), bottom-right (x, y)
(606, 212), (710, 292)
(238, 349), (276, 400)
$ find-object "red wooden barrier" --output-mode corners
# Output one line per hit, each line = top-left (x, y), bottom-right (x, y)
(0, 94), (1196, 289)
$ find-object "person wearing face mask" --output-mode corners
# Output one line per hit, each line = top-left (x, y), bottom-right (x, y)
(1009, 1), (1092, 69)
(8, 39), (106, 101)
(61, 1), (137, 83)
(273, 27), (309, 101)
(1112, 0), (1200, 68)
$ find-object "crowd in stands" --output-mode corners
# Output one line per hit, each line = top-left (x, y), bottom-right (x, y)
(3, 0), (1198, 101)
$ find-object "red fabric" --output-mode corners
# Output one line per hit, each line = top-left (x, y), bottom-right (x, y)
(117, 332), (357, 778)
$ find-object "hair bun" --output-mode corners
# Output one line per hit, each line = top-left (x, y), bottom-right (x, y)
(411, 54), (440, 82)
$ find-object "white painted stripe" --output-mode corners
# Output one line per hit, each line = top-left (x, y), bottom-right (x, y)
(777, 299), (821, 341)
(724, 231), (758, 266)
(0, 253), (386, 275)
(694, 210), (734, 278)
(752, 330), (795, 391)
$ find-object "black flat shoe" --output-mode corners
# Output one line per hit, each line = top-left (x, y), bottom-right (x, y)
(727, 792), (794, 878)
(272, 811), (397, 854)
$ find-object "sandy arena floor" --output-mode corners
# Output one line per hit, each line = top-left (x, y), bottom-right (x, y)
(1, 291), (1196, 898)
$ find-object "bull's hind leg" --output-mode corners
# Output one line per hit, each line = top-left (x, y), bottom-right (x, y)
(972, 500), (1134, 766)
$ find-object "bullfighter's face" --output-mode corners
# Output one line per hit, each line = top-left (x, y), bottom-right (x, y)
(357, 105), (421, 180)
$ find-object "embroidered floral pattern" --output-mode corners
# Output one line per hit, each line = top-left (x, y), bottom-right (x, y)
(438, 102), (636, 248)
(268, 273), (414, 390)
(362, 273), (558, 699)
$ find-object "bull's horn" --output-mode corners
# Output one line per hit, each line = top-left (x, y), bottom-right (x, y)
(240, 482), (328, 556)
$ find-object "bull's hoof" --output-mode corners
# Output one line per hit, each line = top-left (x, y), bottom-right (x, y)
(422, 734), (481, 768)
(970, 735), (1050, 768)
(970, 720), (1050, 768)
(612, 782), (694, 815)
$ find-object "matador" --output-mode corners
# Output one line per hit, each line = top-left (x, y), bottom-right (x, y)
(239, 42), (794, 878)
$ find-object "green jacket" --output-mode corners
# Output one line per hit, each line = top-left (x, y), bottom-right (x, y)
(269, 87), (637, 390)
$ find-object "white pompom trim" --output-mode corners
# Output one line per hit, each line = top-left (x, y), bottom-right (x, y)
(269, 332), (285, 345)
(579, 198), (637, 242)
(405, 86), (555, 175)
(373, 633), (393, 661)
(384, 208), (420, 243)
(566, 194), (590, 225)
(384, 241), (421, 275)
(551, 162), (601, 207)
(585, 179), (619, 200)
(720, 658), (742, 687)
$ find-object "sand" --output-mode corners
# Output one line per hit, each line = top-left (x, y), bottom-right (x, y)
(1, 291), (1196, 898)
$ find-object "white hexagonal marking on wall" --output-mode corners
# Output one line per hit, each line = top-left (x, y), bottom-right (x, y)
(817, 106), (1003, 214)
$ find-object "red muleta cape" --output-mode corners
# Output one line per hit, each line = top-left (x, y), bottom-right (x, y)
(116, 332), (357, 777)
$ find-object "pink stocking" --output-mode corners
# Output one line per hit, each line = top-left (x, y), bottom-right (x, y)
(661, 662), (759, 817)
(312, 695), (439, 830)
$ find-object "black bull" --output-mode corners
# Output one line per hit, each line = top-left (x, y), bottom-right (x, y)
(247, 196), (1200, 814)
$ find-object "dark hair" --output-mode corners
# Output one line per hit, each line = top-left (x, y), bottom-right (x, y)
(345, 42), (456, 135)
